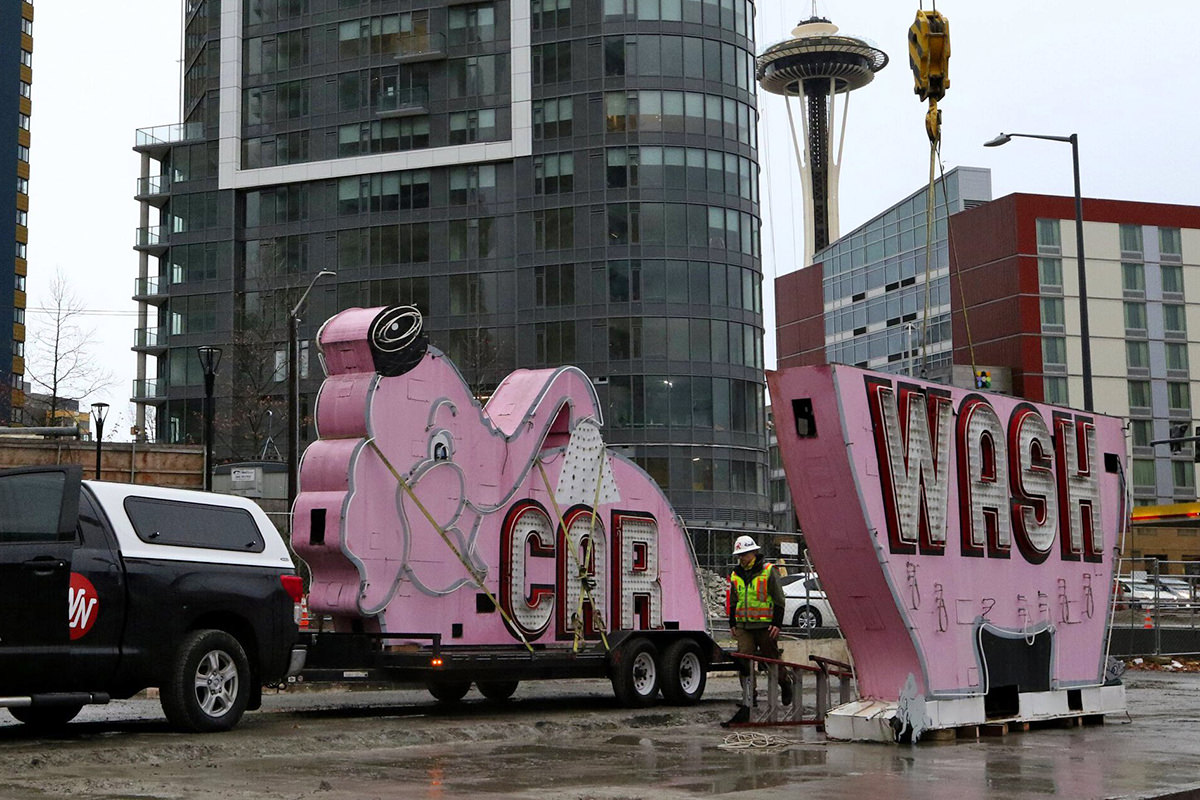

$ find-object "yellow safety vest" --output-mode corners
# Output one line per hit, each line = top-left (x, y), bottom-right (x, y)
(730, 564), (774, 624)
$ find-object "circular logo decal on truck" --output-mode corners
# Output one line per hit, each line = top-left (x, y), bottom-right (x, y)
(69, 572), (100, 640)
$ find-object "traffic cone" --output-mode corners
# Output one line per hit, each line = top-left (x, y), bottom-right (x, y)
(299, 596), (311, 631)
(1143, 613), (1153, 630)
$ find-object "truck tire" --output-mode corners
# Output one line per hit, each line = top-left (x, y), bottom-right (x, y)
(8, 704), (82, 731)
(659, 639), (707, 705)
(610, 637), (659, 707)
(161, 629), (252, 733)
(427, 680), (472, 703)
(476, 680), (519, 701)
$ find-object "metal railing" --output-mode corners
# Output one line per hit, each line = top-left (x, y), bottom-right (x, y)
(729, 651), (854, 729)
(136, 123), (204, 148)
(1109, 558), (1200, 657)
(131, 378), (165, 400)
(137, 174), (171, 197)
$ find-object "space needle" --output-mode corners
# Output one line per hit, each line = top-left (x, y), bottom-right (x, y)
(758, 12), (888, 266)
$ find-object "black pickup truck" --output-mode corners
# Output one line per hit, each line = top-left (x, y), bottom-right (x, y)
(0, 466), (302, 732)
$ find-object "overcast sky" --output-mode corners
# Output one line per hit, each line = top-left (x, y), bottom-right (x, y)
(24, 1), (1199, 440)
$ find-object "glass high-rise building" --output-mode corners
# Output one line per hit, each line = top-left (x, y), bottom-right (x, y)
(133, 0), (769, 555)
(1, 0), (32, 423)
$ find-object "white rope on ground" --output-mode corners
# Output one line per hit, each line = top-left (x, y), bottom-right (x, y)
(718, 732), (796, 751)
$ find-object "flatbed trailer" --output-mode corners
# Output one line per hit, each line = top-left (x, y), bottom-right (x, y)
(298, 628), (734, 706)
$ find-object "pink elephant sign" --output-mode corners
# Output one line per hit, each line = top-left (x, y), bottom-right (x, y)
(292, 307), (707, 647)
(768, 365), (1127, 740)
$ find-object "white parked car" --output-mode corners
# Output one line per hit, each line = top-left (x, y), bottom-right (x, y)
(781, 573), (838, 629)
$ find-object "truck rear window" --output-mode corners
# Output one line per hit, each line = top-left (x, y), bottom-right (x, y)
(123, 497), (266, 552)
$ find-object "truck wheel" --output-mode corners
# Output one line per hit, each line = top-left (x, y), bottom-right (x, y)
(477, 680), (519, 701)
(427, 680), (471, 703)
(9, 704), (82, 731)
(161, 629), (251, 733)
(659, 639), (707, 705)
(610, 637), (659, 708)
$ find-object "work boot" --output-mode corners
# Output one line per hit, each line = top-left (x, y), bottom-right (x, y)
(781, 681), (794, 707)
(721, 706), (750, 727)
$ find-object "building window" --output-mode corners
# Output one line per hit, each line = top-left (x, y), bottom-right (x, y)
(532, 0), (570, 29)
(17, 113), (29, 131)
(1038, 257), (1062, 287)
(1131, 458), (1156, 490)
(1121, 262), (1144, 293)
(532, 42), (571, 85)
(535, 321), (576, 365)
(1174, 461), (1195, 492)
(1166, 342), (1189, 372)
(1119, 223), (1143, 255)
(1169, 382), (1191, 412)
(449, 273), (498, 314)
(21, 18), (32, 35)
(449, 164), (497, 204)
(1123, 301), (1147, 332)
(1126, 341), (1150, 369)
(19, 81), (31, 99)
(1040, 297), (1064, 327)
(246, 29), (310, 74)
(1128, 380), (1151, 409)
(449, 108), (497, 144)
(534, 264), (575, 307)
(15, 242), (26, 260)
(1160, 227), (1183, 258)
(533, 97), (572, 139)
(15, 210), (27, 227)
(20, 50), (31, 68)
(533, 153), (573, 194)
(17, 144), (29, 162)
(448, 3), (496, 45)
(12, 341), (23, 358)
(534, 208), (574, 250)
(1042, 336), (1066, 366)
(1035, 218), (1061, 252)
(1164, 304), (1187, 334)
(1043, 376), (1068, 405)
(448, 54), (505, 98)
(1163, 264), (1184, 296)
(1130, 419), (1153, 448)
(448, 218), (496, 259)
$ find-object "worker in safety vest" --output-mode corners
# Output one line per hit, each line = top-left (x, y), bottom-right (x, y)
(723, 535), (792, 726)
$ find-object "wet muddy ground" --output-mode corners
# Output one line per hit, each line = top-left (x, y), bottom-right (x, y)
(2, 671), (1199, 799)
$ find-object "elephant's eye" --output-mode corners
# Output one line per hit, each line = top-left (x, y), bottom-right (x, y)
(430, 430), (453, 461)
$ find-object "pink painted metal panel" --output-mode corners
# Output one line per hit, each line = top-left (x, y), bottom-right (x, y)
(768, 365), (1125, 701)
(293, 307), (707, 645)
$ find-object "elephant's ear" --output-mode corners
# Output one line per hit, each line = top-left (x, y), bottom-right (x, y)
(368, 306), (429, 377)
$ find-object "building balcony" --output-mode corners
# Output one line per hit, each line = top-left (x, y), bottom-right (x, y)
(376, 86), (430, 117)
(134, 123), (205, 156)
(133, 275), (167, 304)
(394, 32), (446, 63)
(135, 174), (172, 206)
(133, 326), (167, 353)
(131, 378), (166, 402)
(135, 225), (168, 254)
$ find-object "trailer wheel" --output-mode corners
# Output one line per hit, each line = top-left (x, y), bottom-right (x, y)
(610, 637), (659, 707)
(659, 639), (707, 705)
(8, 704), (82, 731)
(477, 680), (519, 701)
(161, 629), (251, 733)
(427, 680), (472, 703)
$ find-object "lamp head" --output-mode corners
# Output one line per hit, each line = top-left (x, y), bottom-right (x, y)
(983, 133), (1011, 148)
(90, 402), (109, 425)
(196, 345), (223, 376)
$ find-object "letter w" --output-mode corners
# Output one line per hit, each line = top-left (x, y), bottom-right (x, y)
(871, 382), (952, 554)
(68, 587), (96, 630)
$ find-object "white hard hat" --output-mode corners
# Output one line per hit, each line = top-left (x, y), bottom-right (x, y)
(732, 535), (760, 555)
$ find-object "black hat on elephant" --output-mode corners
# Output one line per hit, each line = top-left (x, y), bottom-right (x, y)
(368, 306), (429, 377)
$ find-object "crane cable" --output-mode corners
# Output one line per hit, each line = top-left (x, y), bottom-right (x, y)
(909, 4), (963, 378)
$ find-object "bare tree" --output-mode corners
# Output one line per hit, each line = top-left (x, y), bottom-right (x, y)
(23, 270), (114, 426)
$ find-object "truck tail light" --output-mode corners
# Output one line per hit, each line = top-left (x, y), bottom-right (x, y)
(280, 574), (304, 602)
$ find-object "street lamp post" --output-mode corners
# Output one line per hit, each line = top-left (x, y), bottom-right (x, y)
(197, 345), (223, 492)
(287, 270), (336, 515)
(90, 402), (109, 480)
(984, 131), (1092, 412)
